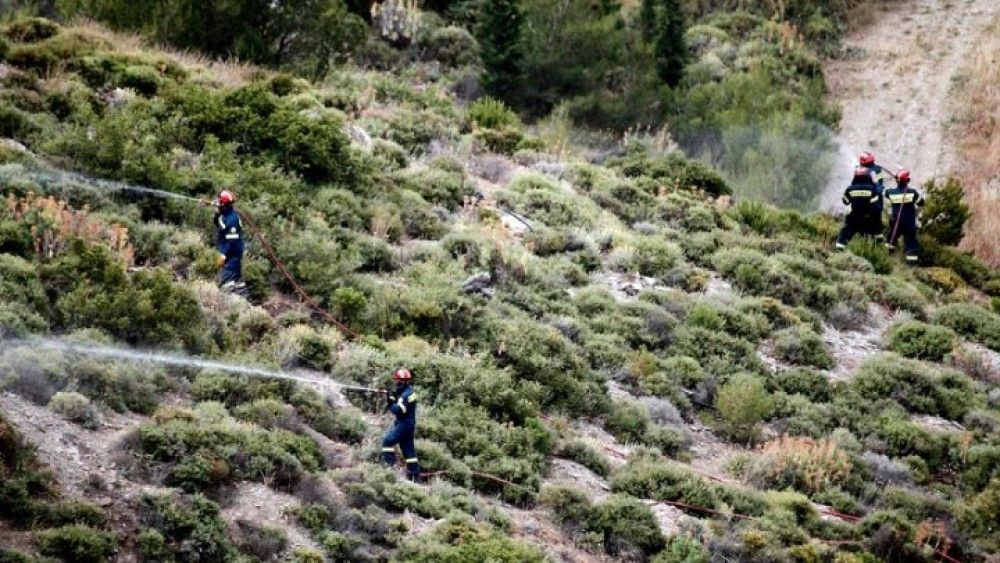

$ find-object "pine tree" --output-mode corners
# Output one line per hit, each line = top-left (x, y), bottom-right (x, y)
(654, 0), (686, 87)
(477, 0), (524, 104)
(640, 0), (656, 41)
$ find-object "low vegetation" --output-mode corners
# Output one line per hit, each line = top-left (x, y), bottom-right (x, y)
(0, 6), (998, 562)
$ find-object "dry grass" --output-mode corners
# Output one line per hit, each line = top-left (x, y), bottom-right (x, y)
(69, 18), (261, 88)
(952, 20), (1000, 265)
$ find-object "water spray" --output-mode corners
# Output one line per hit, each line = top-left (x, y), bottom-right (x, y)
(2, 338), (384, 395)
(0, 161), (205, 203)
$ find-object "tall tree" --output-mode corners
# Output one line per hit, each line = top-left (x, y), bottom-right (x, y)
(477, 0), (524, 104)
(653, 0), (685, 87)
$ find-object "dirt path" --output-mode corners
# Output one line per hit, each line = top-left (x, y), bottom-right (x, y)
(821, 0), (998, 209)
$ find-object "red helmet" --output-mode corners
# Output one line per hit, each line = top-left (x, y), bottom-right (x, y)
(393, 368), (412, 382)
(218, 190), (235, 205)
(896, 169), (910, 183)
(859, 152), (875, 166)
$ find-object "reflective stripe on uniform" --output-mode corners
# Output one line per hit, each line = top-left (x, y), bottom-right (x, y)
(905, 255), (919, 262)
(835, 242), (846, 249)
(382, 447), (395, 452)
(889, 194), (916, 203)
(396, 397), (406, 413)
(849, 190), (873, 198)
(407, 393), (417, 402)
(224, 233), (240, 239)
(217, 216), (226, 229)
(405, 458), (418, 463)
(869, 196), (879, 202)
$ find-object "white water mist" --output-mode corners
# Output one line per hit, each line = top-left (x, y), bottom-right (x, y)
(0, 162), (202, 203)
(2, 338), (377, 393)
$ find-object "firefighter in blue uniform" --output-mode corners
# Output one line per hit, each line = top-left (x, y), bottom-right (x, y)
(884, 169), (923, 265)
(214, 189), (247, 296)
(382, 368), (420, 480)
(835, 167), (882, 250)
(859, 152), (890, 240)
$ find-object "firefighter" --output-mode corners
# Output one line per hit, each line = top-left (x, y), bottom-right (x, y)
(214, 189), (247, 296)
(835, 167), (882, 250)
(884, 169), (924, 264)
(381, 367), (420, 481)
(859, 152), (890, 240)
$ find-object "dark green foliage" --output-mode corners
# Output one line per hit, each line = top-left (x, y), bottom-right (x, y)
(136, 411), (322, 490)
(653, 0), (687, 86)
(138, 494), (235, 562)
(716, 374), (772, 443)
(847, 237), (893, 274)
(884, 321), (956, 361)
(769, 367), (830, 402)
(539, 485), (592, 529)
(852, 355), (978, 420)
(932, 303), (1000, 351)
(920, 178), (969, 246)
(608, 146), (730, 196)
(652, 534), (709, 563)
(62, 1), (364, 79)
(477, 0), (524, 104)
(394, 517), (545, 562)
(4, 18), (60, 43)
(771, 326), (833, 369)
(611, 460), (718, 511)
(40, 241), (206, 350)
(485, 317), (608, 414)
(555, 440), (611, 477)
(37, 525), (116, 563)
(587, 494), (666, 556)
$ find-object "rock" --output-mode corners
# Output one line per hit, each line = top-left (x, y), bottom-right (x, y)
(1, 138), (27, 152)
(348, 125), (373, 149)
(461, 272), (492, 295)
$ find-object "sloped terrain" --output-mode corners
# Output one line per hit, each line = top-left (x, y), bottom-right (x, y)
(822, 0), (998, 209)
(0, 14), (999, 563)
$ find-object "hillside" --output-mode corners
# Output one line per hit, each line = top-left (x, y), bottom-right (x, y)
(0, 10), (999, 563)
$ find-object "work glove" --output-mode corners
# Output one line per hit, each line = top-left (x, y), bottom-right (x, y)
(216, 254), (226, 268)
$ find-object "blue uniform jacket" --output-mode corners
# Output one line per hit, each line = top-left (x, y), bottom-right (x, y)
(389, 385), (417, 427)
(215, 206), (244, 259)
(865, 164), (890, 211)
(842, 181), (880, 216)
(885, 185), (924, 227)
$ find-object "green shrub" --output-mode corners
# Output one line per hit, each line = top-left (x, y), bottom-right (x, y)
(394, 517), (545, 562)
(136, 412), (322, 490)
(467, 97), (520, 130)
(43, 242), (206, 350)
(884, 321), (956, 361)
(539, 485), (592, 528)
(611, 461), (718, 510)
(920, 178), (969, 246)
(606, 400), (651, 444)
(852, 355), (977, 420)
(847, 237), (893, 274)
(555, 440), (611, 477)
(586, 495), (665, 556)
(48, 391), (98, 429)
(770, 368), (830, 401)
(932, 303), (1000, 351)
(37, 525), (116, 563)
(138, 494), (234, 562)
(421, 25), (480, 68)
(652, 534), (710, 563)
(4, 18), (60, 43)
(771, 326), (833, 369)
(716, 374), (772, 443)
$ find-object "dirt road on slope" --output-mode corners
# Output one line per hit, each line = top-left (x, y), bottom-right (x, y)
(821, 0), (998, 210)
